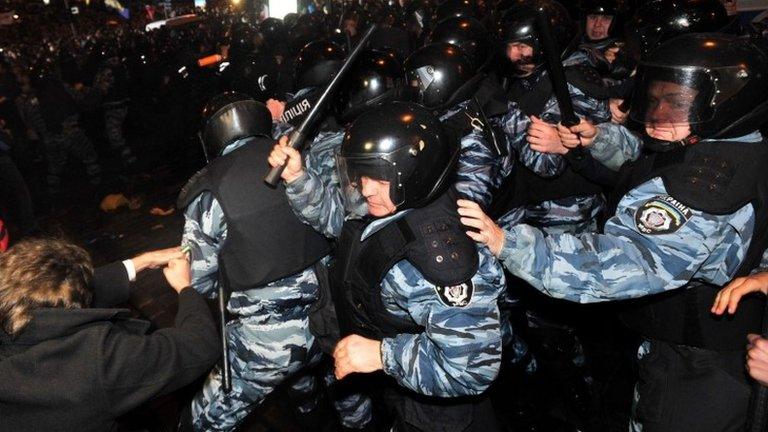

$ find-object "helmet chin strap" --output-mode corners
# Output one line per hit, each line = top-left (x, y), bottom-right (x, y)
(642, 133), (700, 153)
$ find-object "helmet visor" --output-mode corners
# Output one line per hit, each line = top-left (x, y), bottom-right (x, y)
(337, 146), (414, 214)
(629, 64), (748, 127)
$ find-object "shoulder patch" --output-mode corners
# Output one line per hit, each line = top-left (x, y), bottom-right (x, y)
(434, 281), (474, 307)
(634, 195), (693, 235)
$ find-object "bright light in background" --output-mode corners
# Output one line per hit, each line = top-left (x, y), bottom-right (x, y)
(231, 0), (241, 6)
(43, 0), (50, 5)
(269, 0), (298, 19)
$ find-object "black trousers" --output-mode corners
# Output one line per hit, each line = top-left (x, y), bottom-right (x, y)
(633, 339), (751, 432)
(382, 386), (502, 432)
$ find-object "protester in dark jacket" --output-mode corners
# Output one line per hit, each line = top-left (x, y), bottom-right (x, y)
(0, 238), (220, 432)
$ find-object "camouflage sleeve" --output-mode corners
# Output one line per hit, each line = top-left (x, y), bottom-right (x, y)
(455, 130), (502, 209)
(304, 130), (344, 188)
(272, 121), (294, 139)
(182, 192), (227, 299)
(284, 170), (346, 239)
(502, 103), (566, 178)
(497, 177), (754, 303)
(587, 122), (642, 171)
(501, 83), (609, 178)
(379, 247), (505, 396)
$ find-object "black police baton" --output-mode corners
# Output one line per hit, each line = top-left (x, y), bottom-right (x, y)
(264, 24), (378, 187)
(216, 262), (233, 393)
(535, 9), (579, 128)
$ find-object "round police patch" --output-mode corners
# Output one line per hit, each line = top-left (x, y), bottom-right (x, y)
(634, 195), (693, 235)
(434, 281), (474, 307)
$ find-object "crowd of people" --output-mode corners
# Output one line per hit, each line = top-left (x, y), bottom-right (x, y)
(2, 0), (768, 431)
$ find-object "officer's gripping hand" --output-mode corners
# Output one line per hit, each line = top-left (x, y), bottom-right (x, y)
(333, 334), (383, 380)
(711, 272), (768, 315)
(609, 98), (628, 124)
(604, 46), (620, 64)
(747, 334), (768, 387)
(163, 258), (192, 294)
(131, 247), (185, 273)
(267, 135), (305, 183)
(457, 199), (505, 257)
(528, 115), (568, 155)
(557, 118), (598, 149)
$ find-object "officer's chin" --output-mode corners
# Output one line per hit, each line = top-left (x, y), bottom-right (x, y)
(512, 63), (536, 78)
(367, 202), (396, 218)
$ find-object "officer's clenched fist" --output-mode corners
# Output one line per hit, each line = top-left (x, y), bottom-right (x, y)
(267, 135), (305, 183)
(333, 334), (383, 380)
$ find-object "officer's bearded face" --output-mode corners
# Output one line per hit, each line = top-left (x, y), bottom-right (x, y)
(645, 80), (696, 142)
(360, 176), (398, 217)
(506, 42), (536, 76)
(585, 15), (612, 41)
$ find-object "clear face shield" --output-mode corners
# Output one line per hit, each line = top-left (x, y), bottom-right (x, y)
(336, 146), (415, 217)
(405, 65), (436, 104)
(630, 64), (750, 132)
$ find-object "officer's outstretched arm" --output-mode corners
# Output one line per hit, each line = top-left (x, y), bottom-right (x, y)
(378, 253), (505, 397)
(459, 180), (753, 303)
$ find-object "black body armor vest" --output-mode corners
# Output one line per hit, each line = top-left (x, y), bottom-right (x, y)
(331, 189), (479, 340)
(177, 137), (331, 292)
(607, 139), (768, 351)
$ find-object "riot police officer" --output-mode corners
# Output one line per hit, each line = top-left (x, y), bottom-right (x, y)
(269, 101), (506, 432)
(178, 92), (331, 431)
(492, 0), (617, 234)
(461, 33), (768, 432)
(404, 42), (511, 208)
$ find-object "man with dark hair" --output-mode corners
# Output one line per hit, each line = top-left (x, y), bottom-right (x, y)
(0, 238), (220, 432)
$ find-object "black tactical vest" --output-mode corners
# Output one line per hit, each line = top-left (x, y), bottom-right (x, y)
(331, 189), (479, 340)
(607, 139), (768, 351)
(177, 137), (331, 292)
(493, 68), (606, 217)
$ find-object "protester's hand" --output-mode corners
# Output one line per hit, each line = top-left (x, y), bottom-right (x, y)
(610, 98), (628, 124)
(557, 118), (598, 149)
(527, 115), (568, 154)
(333, 334), (383, 380)
(266, 98), (285, 121)
(747, 334), (768, 387)
(457, 199), (505, 257)
(131, 247), (185, 273)
(163, 258), (192, 293)
(711, 272), (768, 315)
(267, 135), (304, 183)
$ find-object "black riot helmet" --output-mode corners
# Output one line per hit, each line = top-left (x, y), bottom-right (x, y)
(428, 16), (490, 70)
(200, 92), (272, 161)
(338, 102), (459, 212)
(258, 17), (286, 45)
(335, 49), (404, 124)
(228, 22), (258, 58)
(498, 0), (576, 65)
(581, 0), (619, 42)
(624, 0), (728, 61)
(288, 12), (327, 54)
(433, 0), (479, 23)
(294, 40), (345, 90)
(629, 33), (768, 141)
(403, 43), (479, 111)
